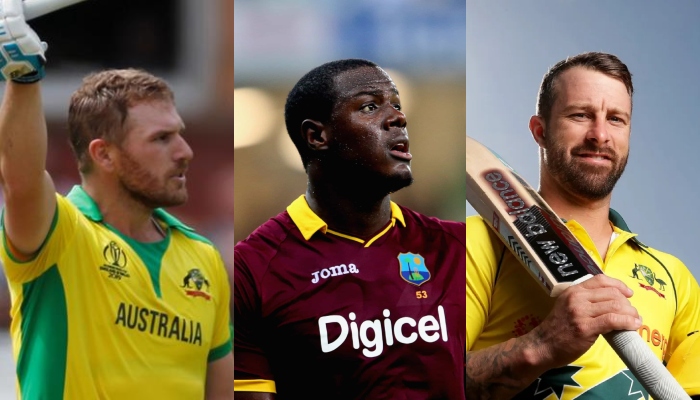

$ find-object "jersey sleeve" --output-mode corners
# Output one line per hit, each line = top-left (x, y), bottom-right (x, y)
(666, 331), (700, 396)
(208, 249), (232, 362)
(466, 216), (501, 350)
(663, 255), (700, 394)
(1, 194), (79, 284)
(233, 244), (276, 393)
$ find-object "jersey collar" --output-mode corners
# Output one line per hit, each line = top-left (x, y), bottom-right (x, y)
(286, 194), (406, 241)
(66, 185), (196, 233)
(608, 208), (647, 248)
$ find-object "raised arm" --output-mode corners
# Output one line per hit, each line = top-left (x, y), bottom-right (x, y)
(0, 0), (56, 257)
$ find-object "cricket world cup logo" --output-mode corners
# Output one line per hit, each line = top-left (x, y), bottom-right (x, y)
(99, 241), (130, 280)
(398, 253), (431, 286)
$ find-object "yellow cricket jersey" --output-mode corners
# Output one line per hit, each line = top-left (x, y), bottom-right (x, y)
(666, 331), (700, 395)
(1, 186), (232, 400)
(467, 209), (700, 399)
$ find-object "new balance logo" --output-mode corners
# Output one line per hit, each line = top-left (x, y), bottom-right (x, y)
(311, 263), (359, 284)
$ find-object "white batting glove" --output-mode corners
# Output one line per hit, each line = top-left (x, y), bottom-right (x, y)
(0, 0), (47, 83)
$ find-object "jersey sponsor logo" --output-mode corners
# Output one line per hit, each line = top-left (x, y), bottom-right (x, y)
(631, 263), (666, 299)
(181, 268), (211, 300)
(99, 241), (130, 280)
(638, 324), (669, 359)
(114, 302), (203, 346)
(398, 253), (430, 286)
(318, 305), (448, 358)
(311, 263), (359, 284)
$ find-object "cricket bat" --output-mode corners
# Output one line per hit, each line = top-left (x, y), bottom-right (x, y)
(466, 135), (690, 400)
(23, 0), (87, 21)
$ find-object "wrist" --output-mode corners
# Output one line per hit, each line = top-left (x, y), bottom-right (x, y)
(519, 328), (557, 374)
(11, 65), (45, 84)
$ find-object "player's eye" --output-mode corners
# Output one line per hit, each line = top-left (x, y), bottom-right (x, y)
(568, 113), (591, 121)
(360, 104), (377, 112)
(393, 103), (402, 111)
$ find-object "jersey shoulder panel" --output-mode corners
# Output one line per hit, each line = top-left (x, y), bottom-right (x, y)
(1, 194), (82, 283)
(399, 206), (465, 245)
(234, 211), (296, 275)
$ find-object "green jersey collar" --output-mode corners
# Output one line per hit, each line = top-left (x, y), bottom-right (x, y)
(609, 208), (647, 248)
(66, 185), (195, 232)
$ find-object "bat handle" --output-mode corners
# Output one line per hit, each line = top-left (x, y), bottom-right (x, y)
(603, 330), (691, 400)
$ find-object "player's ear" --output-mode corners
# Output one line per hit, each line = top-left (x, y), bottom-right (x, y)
(88, 138), (116, 172)
(529, 115), (546, 147)
(301, 119), (329, 151)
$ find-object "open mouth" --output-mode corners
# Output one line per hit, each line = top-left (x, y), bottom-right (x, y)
(389, 141), (412, 161)
(172, 170), (188, 182)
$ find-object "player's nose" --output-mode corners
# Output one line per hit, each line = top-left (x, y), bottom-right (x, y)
(383, 107), (407, 130)
(174, 135), (194, 161)
(587, 115), (610, 144)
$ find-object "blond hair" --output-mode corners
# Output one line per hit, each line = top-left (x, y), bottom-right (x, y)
(68, 69), (175, 174)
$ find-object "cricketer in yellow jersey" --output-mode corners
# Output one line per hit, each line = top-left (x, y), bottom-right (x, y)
(466, 51), (700, 399)
(0, 1), (233, 398)
(468, 213), (700, 399)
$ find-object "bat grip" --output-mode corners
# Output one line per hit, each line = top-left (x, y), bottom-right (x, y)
(604, 330), (690, 400)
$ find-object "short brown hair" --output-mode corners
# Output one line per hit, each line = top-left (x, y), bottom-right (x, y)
(536, 52), (633, 122)
(68, 69), (175, 174)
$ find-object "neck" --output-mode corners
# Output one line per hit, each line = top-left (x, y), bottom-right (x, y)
(82, 180), (165, 243)
(305, 176), (393, 240)
(539, 176), (614, 259)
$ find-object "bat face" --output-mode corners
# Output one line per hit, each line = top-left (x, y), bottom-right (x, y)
(483, 168), (598, 281)
(466, 137), (598, 297)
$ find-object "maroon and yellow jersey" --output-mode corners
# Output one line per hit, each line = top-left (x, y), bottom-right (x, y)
(234, 195), (466, 399)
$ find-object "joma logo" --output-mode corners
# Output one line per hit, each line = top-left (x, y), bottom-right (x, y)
(311, 263), (359, 284)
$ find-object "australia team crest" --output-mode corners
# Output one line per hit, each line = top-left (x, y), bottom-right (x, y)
(398, 253), (430, 286)
(631, 263), (666, 299)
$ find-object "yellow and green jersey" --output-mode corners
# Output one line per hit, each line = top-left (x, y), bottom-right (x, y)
(1, 186), (232, 400)
(467, 209), (700, 399)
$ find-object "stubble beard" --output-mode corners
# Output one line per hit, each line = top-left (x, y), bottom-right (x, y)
(543, 132), (628, 200)
(117, 149), (188, 209)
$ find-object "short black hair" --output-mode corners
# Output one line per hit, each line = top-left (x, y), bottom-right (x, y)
(284, 59), (379, 169)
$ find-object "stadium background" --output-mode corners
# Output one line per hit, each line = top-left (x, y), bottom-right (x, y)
(0, 0), (233, 396)
(234, 0), (466, 245)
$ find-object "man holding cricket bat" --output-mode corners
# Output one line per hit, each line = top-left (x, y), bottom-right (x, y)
(466, 51), (700, 399)
(0, 1), (234, 398)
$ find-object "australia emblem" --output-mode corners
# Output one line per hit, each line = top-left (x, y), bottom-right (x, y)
(398, 253), (430, 286)
(182, 268), (212, 300)
(631, 263), (666, 299)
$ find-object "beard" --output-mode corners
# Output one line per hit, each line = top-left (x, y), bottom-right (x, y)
(543, 132), (628, 200)
(117, 149), (188, 209)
